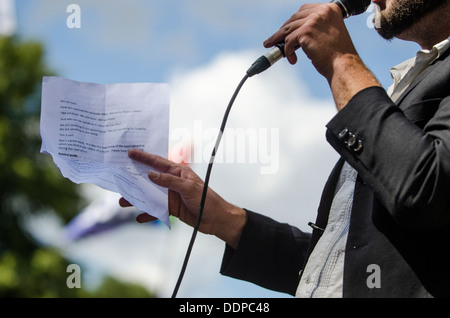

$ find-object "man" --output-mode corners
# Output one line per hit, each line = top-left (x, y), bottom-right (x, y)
(120, 0), (450, 297)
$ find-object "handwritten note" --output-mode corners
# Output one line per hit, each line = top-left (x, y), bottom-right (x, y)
(40, 76), (171, 226)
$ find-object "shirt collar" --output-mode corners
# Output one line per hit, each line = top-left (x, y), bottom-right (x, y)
(430, 36), (450, 59)
(388, 37), (450, 95)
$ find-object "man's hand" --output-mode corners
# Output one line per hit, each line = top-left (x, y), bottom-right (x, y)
(264, 3), (381, 110)
(264, 4), (354, 75)
(119, 149), (246, 249)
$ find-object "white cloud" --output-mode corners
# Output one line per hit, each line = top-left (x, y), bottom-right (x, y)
(163, 50), (340, 296)
(169, 50), (339, 228)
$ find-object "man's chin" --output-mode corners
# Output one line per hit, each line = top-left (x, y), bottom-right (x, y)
(374, 26), (396, 41)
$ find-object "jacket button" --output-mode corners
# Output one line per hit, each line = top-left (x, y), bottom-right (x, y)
(347, 134), (357, 147)
(338, 128), (349, 140)
(353, 140), (363, 152)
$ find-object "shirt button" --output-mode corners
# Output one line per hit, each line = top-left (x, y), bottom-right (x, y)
(306, 276), (311, 284)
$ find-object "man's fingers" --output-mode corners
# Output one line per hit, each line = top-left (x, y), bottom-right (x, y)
(128, 149), (173, 173)
(119, 197), (133, 207)
(136, 213), (158, 223)
(147, 169), (197, 195)
(263, 4), (320, 48)
(120, 198), (156, 223)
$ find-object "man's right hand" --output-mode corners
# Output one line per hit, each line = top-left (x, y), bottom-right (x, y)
(119, 149), (247, 249)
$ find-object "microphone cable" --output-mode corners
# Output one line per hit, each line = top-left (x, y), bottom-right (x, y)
(171, 49), (279, 298)
(171, 73), (250, 298)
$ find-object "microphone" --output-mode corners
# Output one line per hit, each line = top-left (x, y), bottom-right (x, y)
(246, 0), (371, 77)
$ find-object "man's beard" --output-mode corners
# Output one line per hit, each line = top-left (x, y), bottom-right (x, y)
(374, 0), (445, 40)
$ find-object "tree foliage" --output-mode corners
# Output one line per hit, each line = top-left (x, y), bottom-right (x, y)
(0, 36), (152, 298)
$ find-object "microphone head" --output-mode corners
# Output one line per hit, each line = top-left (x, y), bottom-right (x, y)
(333, 0), (371, 17)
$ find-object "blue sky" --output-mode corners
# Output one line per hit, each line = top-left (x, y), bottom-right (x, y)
(14, 0), (424, 298)
(15, 0), (420, 91)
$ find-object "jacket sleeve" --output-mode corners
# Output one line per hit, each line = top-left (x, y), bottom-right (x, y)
(326, 86), (450, 231)
(220, 210), (311, 296)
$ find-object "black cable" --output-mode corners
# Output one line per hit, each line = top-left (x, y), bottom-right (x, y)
(171, 73), (250, 298)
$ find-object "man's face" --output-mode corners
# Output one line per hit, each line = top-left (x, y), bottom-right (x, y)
(373, 0), (445, 40)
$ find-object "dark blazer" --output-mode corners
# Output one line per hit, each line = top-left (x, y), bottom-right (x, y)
(220, 49), (450, 297)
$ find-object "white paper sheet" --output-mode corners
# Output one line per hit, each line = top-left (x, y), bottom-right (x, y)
(40, 76), (171, 226)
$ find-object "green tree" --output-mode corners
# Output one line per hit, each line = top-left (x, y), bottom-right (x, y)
(0, 36), (152, 298)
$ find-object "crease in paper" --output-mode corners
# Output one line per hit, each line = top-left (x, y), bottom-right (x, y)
(40, 76), (171, 227)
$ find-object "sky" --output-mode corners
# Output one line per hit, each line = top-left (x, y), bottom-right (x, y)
(11, 0), (423, 298)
